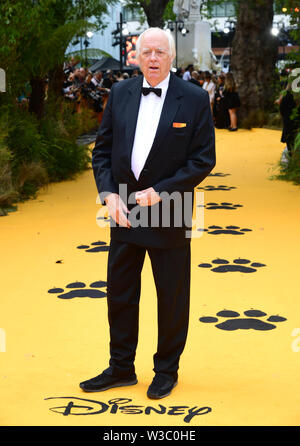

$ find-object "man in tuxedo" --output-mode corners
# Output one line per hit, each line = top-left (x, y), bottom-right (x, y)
(80, 28), (215, 399)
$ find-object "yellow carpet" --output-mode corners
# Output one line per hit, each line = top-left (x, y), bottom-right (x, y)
(1, 128), (300, 426)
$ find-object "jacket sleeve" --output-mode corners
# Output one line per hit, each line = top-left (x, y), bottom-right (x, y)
(92, 85), (119, 204)
(153, 92), (216, 195)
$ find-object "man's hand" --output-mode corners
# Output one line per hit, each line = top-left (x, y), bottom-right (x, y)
(104, 193), (131, 228)
(135, 187), (161, 207)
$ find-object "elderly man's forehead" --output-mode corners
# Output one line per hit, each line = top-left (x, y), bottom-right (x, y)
(140, 31), (169, 48)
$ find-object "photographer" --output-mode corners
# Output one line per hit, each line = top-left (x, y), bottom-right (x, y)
(82, 72), (103, 113)
(91, 71), (104, 89)
(63, 73), (79, 103)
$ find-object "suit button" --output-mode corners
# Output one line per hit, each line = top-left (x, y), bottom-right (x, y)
(143, 169), (149, 174)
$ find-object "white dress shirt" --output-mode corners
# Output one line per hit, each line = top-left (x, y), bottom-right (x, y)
(131, 73), (170, 181)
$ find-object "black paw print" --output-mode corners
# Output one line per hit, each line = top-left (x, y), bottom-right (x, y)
(199, 309), (287, 331)
(198, 258), (266, 273)
(48, 281), (107, 299)
(198, 202), (243, 210)
(208, 172), (230, 177)
(197, 185), (236, 191)
(76, 241), (110, 253)
(198, 225), (252, 235)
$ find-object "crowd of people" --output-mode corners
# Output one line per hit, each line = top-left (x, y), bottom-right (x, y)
(177, 65), (241, 131)
(62, 59), (241, 130)
(62, 60), (140, 115)
(63, 64), (113, 113)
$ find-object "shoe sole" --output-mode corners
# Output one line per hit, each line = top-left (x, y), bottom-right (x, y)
(147, 381), (178, 399)
(80, 379), (138, 392)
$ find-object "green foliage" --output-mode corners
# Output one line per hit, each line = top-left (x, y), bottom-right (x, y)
(273, 0), (300, 68)
(276, 135), (300, 184)
(0, 99), (96, 204)
(39, 135), (90, 182)
(0, 0), (111, 210)
(275, 81), (300, 185)
(6, 106), (45, 170)
(1, 104), (48, 201)
(265, 112), (283, 129)
(163, 1), (176, 21)
(0, 121), (18, 208)
(38, 101), (95, 182)
(295, 131), (300, 151)
(66, 48), (113, 63)
(0, 0), (114, 97)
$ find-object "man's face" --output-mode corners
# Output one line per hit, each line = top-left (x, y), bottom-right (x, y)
(137, 31), (173, 87)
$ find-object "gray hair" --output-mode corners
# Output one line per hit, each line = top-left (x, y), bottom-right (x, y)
(136, 28), (176, 60)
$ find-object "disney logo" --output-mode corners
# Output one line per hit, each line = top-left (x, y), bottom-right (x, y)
(44, 396), (212, 423)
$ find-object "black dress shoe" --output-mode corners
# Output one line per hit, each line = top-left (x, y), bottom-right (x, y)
(147, 374), (178, 399)
(80, 372), (138, 392)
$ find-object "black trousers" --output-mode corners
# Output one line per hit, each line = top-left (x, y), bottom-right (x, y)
(104, 239), (191, 380)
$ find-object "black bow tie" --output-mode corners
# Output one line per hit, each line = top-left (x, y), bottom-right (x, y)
(142, 86), (162, 97)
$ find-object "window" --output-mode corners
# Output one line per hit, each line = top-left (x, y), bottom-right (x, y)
(122, 6), (143, 22)
(212, 4), (226, 17)
(226, 3), (235, 17)
(211, 2), (235, 18)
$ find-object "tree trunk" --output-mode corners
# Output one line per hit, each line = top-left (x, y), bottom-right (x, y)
(48, 64), (65, 98)
(141, 0), (170, 28)
(230, 0), (278, 124)
(28, 77), (46, 120)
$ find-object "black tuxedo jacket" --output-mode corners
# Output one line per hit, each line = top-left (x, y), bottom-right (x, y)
(92, 72), (216, 248)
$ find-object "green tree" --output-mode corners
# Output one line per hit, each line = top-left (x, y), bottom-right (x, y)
(0, 0), (114, 209)
(124, 0), (173, 27)
(280, 0), (300, 68)
(0, 0), (114, 118)
(230, 0), (278, 124)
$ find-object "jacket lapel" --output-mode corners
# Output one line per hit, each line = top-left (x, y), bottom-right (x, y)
(125, 75), (143, 162)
